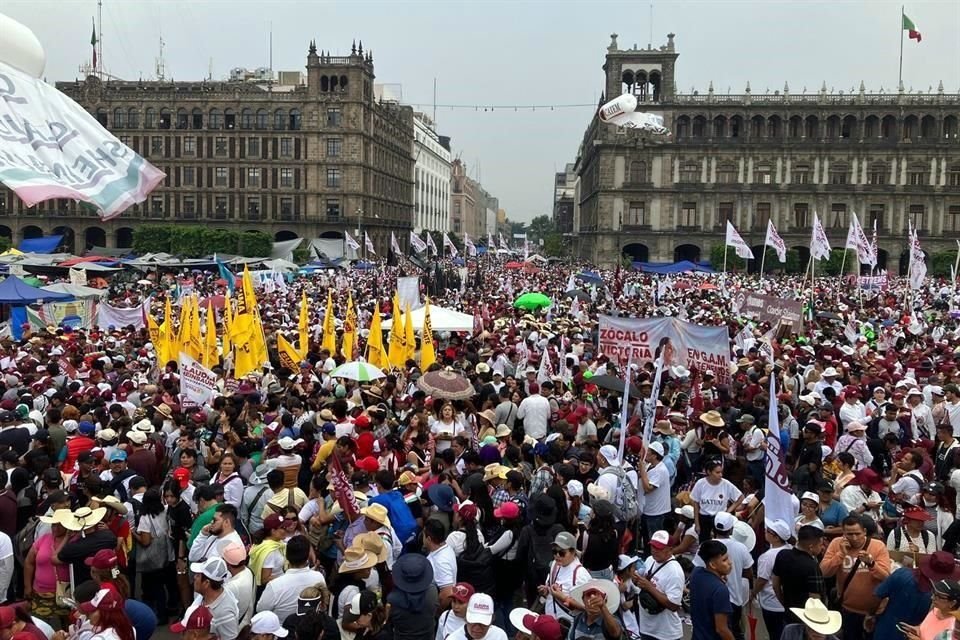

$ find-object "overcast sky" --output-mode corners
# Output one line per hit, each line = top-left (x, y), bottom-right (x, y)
(5, 1), (958, 223)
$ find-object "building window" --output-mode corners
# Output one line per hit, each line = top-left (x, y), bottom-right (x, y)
(830, 164), (851, 184)
(794, 203), (809, 228)
(183, 167), (195, 186)
(717, 164), (737, 184)
(215, 167), (228, 186)
(280, 138), (293, 158)
(248, 138), (260, 157)
(118, 135), (130, 146)
(209, 111), (222, 129)
(150, 195), (164, 215)
(629, 161), (646, 184)
(182, 196), (196, 216)
(626, 202), (646, 226)
(719, 202), (734, 227)
(680, 202), (697, 227)
(754, 202), (771, 230)
(274, 110), (287, 131)
(280, 197), (293, 218)
(909, 204), (925, 231)
(326, 198), (341, 220)
(183, 136), (195, 154)
(327, 167), (341, 188)
(289, 110), (301, 130)
(215, 137), (227, 156)
(256, 110), (268, 130)
(151, 136), (163, 154)
(948, 205), (960, 232)
(214, 196), (228, 218)
(327, 138), (342, 157)
(908, 166), (929, 185)
(830, 203), (847, 228)
(793, 164), (811, 184)
(864, 204), (887, 233)
(247, 168), (260, 187)
(679, 163), (700, 183)
(326, 107), (342, 127)
(755, 165), (773, 185)
(247, 197), (261, 219)
(240, 110), (254, 130)
(868, 164), (887, 185)
(280, 168), (293, 187)
(948, 164), (960, 187)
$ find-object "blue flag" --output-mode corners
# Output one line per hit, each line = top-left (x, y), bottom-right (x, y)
(216, 255), (236, 295)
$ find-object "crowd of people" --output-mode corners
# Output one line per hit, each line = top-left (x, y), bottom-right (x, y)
(0, 253), (957, 640)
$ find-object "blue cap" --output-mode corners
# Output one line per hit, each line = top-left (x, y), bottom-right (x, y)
(78, 421), (96, 435)
(533, 443), (550, 457)
(321, 422), (336, 435)
(109, 450), (127, 462)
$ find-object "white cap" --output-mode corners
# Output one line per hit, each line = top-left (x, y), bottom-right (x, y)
(648, 441), (665, 458)
(649, 530), (671, 549)
(566, 479), (583, 497)
(189, 557), (229, 582)
(617, 554), (641, 571)
(765, 518), (792, 541)
(466, 593), (495, 625)
(599, 445), (619, 465)
(250, 611), (288, 638)
(714, 511), (736, 532)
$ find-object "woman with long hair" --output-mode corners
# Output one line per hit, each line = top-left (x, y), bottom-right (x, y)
(87, 550), (131, 601)
(55, 588), (135, 640)
(577, 499), (619, 579)
(162, 478), (194, 614)
(485, 501), (525, 633)
(133, 488), (172, 623)
(429, 402), (463, 454)
(24, 518), (71, 629)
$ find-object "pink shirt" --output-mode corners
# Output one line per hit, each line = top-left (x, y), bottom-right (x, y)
(32, 533), (68, 593)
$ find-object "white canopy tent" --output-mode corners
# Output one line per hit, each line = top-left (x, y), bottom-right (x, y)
(381, 306), (474, 333)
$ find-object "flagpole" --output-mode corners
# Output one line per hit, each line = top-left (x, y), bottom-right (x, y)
(759, 247), (767, 281)
(899, 5), (905, 88)
(722, 244), (728, 291)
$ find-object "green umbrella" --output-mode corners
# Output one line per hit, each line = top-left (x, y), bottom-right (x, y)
(330, 361), (386, 383)
(513, 292), (552, 311)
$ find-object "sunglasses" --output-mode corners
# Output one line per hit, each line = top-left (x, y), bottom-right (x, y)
(552, 548), (569, 556)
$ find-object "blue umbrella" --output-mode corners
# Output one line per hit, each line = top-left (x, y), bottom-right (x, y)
(578, 271), (603, 284)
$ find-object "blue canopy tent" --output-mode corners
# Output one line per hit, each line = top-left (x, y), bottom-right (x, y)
(0, 276), (74, 341)
(631, 260), (715, 274)
(577, 271), (603, 284)
(18, 235), (63, 254)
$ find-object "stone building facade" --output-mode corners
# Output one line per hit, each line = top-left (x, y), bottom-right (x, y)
(450, 159), (477, 238)
(413, 113), (452, 233)
(0, 41), (415, 254)
(576, 33), (960, 272)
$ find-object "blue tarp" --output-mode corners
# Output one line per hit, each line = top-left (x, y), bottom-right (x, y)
(578, 271), (603, 284)
(631, 260), (716, 274)
(18, 235), (63, 254)
(0, 276), (73, 303)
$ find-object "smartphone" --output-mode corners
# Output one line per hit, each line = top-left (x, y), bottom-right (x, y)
(897, 623), (913, 634)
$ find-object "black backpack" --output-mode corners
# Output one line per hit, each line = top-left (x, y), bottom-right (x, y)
(110, 469), (137, 503)
(457, 538), (495, 595)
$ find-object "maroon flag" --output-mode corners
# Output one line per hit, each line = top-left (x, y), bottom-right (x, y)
(329, 454), (360, 521)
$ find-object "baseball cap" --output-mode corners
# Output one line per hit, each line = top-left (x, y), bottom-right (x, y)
(714, 511), (737, 532)
(648, 441), (665, 458)
(523, 614), (563, 640)
(190, 557), (229, 582)
(465, 593), (495, 625)
(493, 501), (521, 520)
(169, 605), (213, 633)
(109, 450), (127, 463)
(172, 467), (191, 489)
(84, 549), (118, 570)
(933, 580), (960, 602)
(451, 582), (475, 603)
(765, 518), (793, 542)
(78, 421), (96, 435)
(221, 542), (248, 566)
(649, 530), (671, 550)
(250, 611), (288, 638)
(79, 588), (123, 614)
(553, 531), (577, 550)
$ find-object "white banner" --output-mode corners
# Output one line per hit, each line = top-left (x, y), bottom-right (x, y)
(179, 352), (217, 407)
(69, 268), (86, 286)
(391, 232), (402, 256)
(364, 232), (376, 256)
(96, 299), (148, 329)
(409, 231), (427, 254)
(765, 219), (787, 263)
(725, 221), (754, 260)
(397, 277), (420, 311)
(765, 375), (799, 527)
(597, 315), (731, 386)
(810, 212), (832, 261)
(344, 231), (360, 252)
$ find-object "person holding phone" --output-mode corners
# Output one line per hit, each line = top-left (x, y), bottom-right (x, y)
(899, 579), (960, 640)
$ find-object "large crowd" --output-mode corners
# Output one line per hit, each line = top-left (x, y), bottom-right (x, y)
(0, 253), (957, 640)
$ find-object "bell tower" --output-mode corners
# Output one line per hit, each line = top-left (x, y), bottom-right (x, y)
(603, 33), (679, 105)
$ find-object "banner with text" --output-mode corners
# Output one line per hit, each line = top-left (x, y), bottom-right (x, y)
(731, 292), (804, 330)
(397, 277), (420, 310)
(597, 315), (731, 385)
(179, 353), (217, 408)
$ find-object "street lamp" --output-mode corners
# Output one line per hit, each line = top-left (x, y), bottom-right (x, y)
(355, 207), (364, 261)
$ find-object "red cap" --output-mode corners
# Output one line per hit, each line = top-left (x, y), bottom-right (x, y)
(357, 456), (379, 474)
(451, 582), (475, 603)
(172, 467), (191, 489)
(625, 436), (644, 454)
(79, 588), (123, 614)
(844, 386), (860, 397)
(263, 513), (284, 531)
(523, 614), (564, 640)
(84, 549), (118, 570)
(493, 501), (521, 520)
(170, 604), (214, 633)
(354, 415), (371, 429)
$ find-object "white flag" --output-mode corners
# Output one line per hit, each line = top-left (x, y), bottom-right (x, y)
(463, 232), (477, 257)
(810, 212), (832, 261)
(537, 347), (553, 384)
(765, 219), (787, 263)
(725, 221), (754, 260)
(569, 295), (580, 318)
(870, 220), (879, 269)
(765, 375), (799, 526)
(69, 268), (86, 286)
(908, 221), (927, 290)
(364, 232), (376, 256)
(499, 233), (509, 251)
(409, 231), (427, 254)
(390, 232), (402, 256)
(426, 233), (438, 256)
(487, 233), (495, 249)
(845, 214), (874, 266)
(344, 231), (361, 252)
(443, 233), (458, 257)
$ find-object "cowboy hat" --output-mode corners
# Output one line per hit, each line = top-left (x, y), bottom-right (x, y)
(63, 506), (108, 531)
(351, 531), (390, 564)
(653, 420), (675, 435)
(789, 598), (842, 636)
(38, 508), (72, 525)
(732, 520), (757, 552)
(570, 579), (620, 613)
(700, 410), (725, 428)
(495, 424), (512, 438)
(92, 495), (128, 516)
(476, 409), (497, 428)
(359, 503), (391, 529)
(339, 547), (377, 574)
(155, 404), (172, 418)
(482, 463), (509, 482)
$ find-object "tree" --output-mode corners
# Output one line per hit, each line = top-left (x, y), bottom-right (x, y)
(820, 249), (857, 276)
(509, 221), (527, 238)
(709, 244), (746, 272)
(543, 233), (565, 257)
(527, 215), (554, 243)
(132, 226), (272, 258)
(930, 251), (956, 278)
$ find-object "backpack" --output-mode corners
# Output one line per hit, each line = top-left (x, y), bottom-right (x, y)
(110, 469), (136, 503)
(599, 466), (640, 521)
(457, 538), (495, 595)
(528, 524), (562, 576)
(894, 525), (931, 549)
(369, 490), (419, 545)
(14, 517), (40, 566)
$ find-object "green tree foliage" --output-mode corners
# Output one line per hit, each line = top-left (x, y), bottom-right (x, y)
(543, 233), (565, 257)
(509, 221), (527, 237)
(820, 249), (858, 276)
(930, 251), (957, 278)
(0, 237), (12, 253)
(132, 226), (272, 258)
(709, 243), (746, 272)
(527, 215), (554, 242)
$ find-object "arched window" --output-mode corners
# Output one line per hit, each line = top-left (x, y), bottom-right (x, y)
(767, 116), (782, 139)
(289, 109), (301, 131)
(144, 108), (156, 128)
(787, 116), (802, 139)
(674, 115), (690, 140)
(209, 109), (223, 129)
(158, 108), (171, 129)
(113, 108), (126, 128)
(841, 115), (857, 139)
(750, 116), (764, 138)
(713, 116), (727, 138)
(274, 109), (287, 130)
(127, 107), (139, 128)
(240, 109), (253, 129)
(256, 109), (268, 130)
(191, 108), (204, 129)
(95, 108), (108, 126)
(863, 115), (879, 138)
(692, 116), (706, 138)
(804, 116), (819, 139)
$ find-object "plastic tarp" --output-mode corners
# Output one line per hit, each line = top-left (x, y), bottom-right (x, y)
(631, 260), (715, 274)
(271, 238), (304, 261)
(41, 283), (108, 299)
(18, 236), (63, 254)
(0, 275), (73, 303)
(381, 306), (475, 333)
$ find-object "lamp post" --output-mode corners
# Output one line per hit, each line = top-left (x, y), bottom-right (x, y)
(355, 207), (364, 262)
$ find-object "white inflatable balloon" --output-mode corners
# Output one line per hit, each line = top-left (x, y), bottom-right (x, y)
(0, 13), (46, 78)
(598, 93), (638, 123)
(598, 93), (669, 135)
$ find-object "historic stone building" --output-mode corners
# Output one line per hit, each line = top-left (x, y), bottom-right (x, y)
(575, 33), (960, 272)
(0, 41), (415, 254)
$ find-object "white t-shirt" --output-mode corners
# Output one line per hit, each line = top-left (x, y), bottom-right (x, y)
(545, 559), (591, 622)
(427, 544), (458, 588)
(743, 426), (765, 462)
(693, 537), (754, 606)
(690, 478), (743, 516)
(226, 567), (256, 627)
(435, 610), (466, 640)
(642, 462), (671, 516)
(635, 556), (685, 640)
(756, 545), (789, 612)
(446, 625), (508, 640)
(892, 471), (924, 505)
(430, 419), (464, 453)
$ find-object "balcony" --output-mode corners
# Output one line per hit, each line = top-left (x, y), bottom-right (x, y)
(622, 223), (652, 231)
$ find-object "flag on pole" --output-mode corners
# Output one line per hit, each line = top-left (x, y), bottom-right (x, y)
(203, 302), (218, 369)
(903, 12), (922, 41)
(364, 232), (376, 256)
(391, 232), (402, 256)
(487, 233), (495, 249)
(908, 221), (927, 290)
(426, 233), (438, 256)
(342, 293), (357, 360)
(215, 255), (236, 295)
(366, 301), (388, 368)
(810, 212), (832, 260)
(765, 219), (787, 262)
(321, 290), (337, 354)
(499, 233), (509, 251)
(765, 374), (799, 527)
(537, 346), (553, 384)
(463, 232), (477, 257)
(870, 220), (879, 269)
(617, 359), (634, 464)
(298, 291), (309, 354)
(443, 233), (458, 257)
(420, 297), (436, 370)
(91, 18), (98, 70)
(725, 220), (754, 260)
(344, 231), (361, 252)
(845, 213), (875, 266)
(409, 231), (427, 254)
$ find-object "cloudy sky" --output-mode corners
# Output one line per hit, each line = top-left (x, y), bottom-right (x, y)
(5, 1), (958, 222)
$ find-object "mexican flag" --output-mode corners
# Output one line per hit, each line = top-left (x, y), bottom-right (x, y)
(90, 18), (98, 68)
(903, 13), (921, 42)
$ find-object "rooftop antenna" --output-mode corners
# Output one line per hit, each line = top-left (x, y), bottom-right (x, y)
(97, 0), (103, 78)
(207, 57), (213, 81)
(648, 2), (653, 49)
(155, 31), (166, 81)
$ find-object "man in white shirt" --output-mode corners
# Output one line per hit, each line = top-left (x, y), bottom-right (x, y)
(813, 367), (842, 397)
(889, 450), (925, 505)
(838, 386), (867, 427)
(635, 531), (684, 640)
(189, 504), (244, 564)
(907, 388), (935, 441)
(222, 543), (255, 630)
(693, 512), (754, 640)
(447, 593), (509, 640)
(752, 520), (791, 640)
(256, 536), (326, 621)
(943, 384), (960, 436)
(516, 383), (551, 441)
(739, 414), (766, 489)
(639, 443), (672, 544)
(424, 518), (457, 608)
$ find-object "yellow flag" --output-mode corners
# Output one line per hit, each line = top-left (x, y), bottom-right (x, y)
(321, 290), (337, 354)
(366, 301), (388, 368)
(176, 296), (192, 362)
(232, 266), (268, 377)
(146, 312), (160, 348)
(403, 304), (415, 364)
(298, 290), (310, 354)
(420, 297), (436, 371)
(277, 333), (303, 371)
(342, 292), (357, 360)
(189, 295), (203, 360)
(242, 266), (269, 369)
(222, 295), (233, 360)
(162, 295), (174, 366)
(388, 292), (405, 369)
(203, 302), (218, 369)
